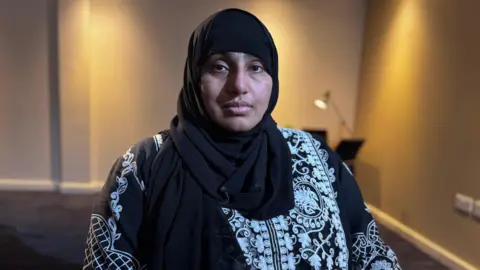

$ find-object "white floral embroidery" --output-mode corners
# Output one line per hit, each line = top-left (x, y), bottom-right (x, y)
(370, 259), (393, 270)
(84, 130), (401, 270)
(352, 220), (401, 270)
(83, 147), (146, 270)
(224, 128), (349, 270)
(84, 214), (144, 270)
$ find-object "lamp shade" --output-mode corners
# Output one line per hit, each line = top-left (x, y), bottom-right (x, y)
(313, 90), (331, 110)
(314, 99), (328, 110)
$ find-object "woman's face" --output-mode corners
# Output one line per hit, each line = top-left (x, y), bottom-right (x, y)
(200, 52), (273, 132)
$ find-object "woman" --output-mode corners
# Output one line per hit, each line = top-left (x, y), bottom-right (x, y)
(83, 8), (401, 270)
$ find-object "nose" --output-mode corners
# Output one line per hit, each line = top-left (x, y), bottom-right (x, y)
(227, 69), (249, 95)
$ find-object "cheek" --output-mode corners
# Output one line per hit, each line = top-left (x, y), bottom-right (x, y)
(200, 79), (219, 106)
(256, 83), (272, 112)
(200, 77), (225, 120)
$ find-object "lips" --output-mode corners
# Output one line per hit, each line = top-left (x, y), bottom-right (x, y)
(222, 100), (253, 115)
(222, 100), (253, 108)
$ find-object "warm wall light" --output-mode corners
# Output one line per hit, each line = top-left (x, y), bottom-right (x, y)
(313, 90), (331, 110)
(314, 90), (354, 137)
(314, 90), (365, 170)
(314, 99), (327, 110)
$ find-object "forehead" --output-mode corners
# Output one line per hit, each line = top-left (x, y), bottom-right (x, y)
(208, 52), (259, 61)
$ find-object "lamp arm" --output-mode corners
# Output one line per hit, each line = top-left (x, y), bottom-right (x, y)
(329, 98), (354, 136)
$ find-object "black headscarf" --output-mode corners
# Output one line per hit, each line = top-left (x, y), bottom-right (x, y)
(143, 8), (294, 269)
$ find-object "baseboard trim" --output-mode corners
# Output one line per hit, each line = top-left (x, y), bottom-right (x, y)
(0, 178), (57, 191)
(0, 179), (104, 194)
(59, 181), (104, 194)
(367, 203), (478, 270)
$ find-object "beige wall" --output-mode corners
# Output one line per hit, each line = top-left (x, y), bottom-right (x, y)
(0, 1), (365, 186)
(356, 0), (480, 268)
(58, 0), (92, 184)
(0, 0), (53, 182)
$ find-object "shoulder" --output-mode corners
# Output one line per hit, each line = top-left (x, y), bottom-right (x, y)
(113, 132), (169, 178)
(277, 126), (341, 163)
(124, 133), (165, 157)
(277, 126), (329, 148)
(277, 126), (309, 140)
(127, 130), (169, 156)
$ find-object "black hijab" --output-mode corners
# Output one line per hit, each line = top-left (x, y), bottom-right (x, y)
(143, 8), (294, 269)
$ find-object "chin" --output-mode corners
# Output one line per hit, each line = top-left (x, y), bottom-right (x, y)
(220, 119), (256, 133)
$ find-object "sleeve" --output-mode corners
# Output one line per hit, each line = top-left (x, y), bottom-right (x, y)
(82, 140), (154, 270)
(338, 161), (402, 270)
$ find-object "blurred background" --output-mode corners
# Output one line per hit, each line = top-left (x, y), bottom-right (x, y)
(0, 0), (479, 269)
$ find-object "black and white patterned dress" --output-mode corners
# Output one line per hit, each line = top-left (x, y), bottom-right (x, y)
(83, 127), (401, 270)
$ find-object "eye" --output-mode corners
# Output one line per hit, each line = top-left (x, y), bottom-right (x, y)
(211, 63), (228, 73)
(249, 63), (265, 73)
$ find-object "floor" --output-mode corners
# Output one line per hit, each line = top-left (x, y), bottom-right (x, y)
(0, 191), (449, 270)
